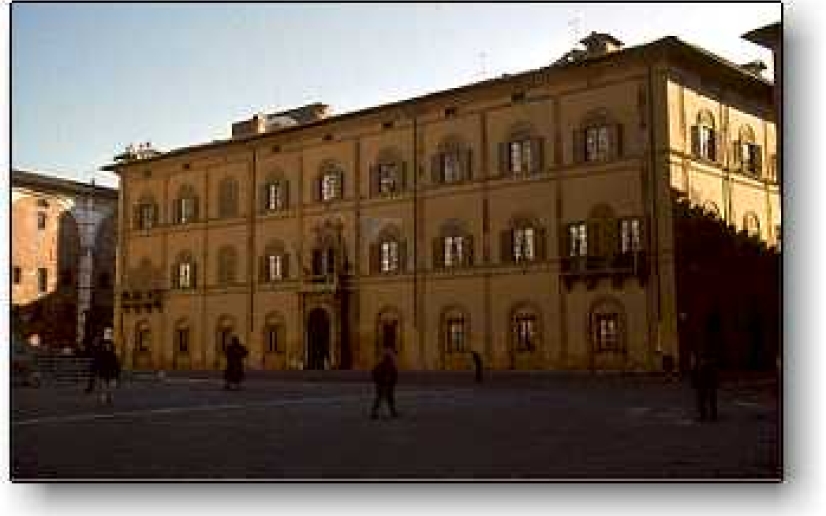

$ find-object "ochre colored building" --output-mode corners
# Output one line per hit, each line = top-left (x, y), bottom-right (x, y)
(11, 169), (119, 349)
(105, 33), (780, 373)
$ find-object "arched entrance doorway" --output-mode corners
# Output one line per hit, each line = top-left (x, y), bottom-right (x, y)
(307, 308), (331, 370)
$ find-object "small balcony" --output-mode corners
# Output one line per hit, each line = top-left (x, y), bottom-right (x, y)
(300, 273), (339, 293)
(120, 289), (164, 313)
(561, 251), (649, 290)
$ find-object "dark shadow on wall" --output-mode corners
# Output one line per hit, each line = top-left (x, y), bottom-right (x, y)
(672, 191), (781, 373)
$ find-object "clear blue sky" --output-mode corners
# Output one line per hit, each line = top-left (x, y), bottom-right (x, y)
(11, 2), (781, 186)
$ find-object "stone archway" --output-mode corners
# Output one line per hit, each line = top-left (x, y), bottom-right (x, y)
(306, 308), (331, 370)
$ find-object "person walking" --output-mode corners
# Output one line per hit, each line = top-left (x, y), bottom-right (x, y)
(94, 338), (120, 405)
(224, 336), (248, 391)
(371, 347), (399, 419)
(471, 350), (483, 383)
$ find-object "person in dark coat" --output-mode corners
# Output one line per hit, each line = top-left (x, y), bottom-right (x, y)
(371, 347), (399, 419)
(471, 350), (483, 383)
(693, 313), (721, 422)
(224, 336), (248, 390)
(94, 339), (120, 405)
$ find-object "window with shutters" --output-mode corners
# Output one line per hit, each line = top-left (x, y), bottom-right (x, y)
(691, 110), (718, 162)
(442, 152), (462, 183)
(265, 181), (286, 211)
(136, 323), (151, 352)
(434, 220), (473, 269)
(378, 163), (400, 195)
(585, 126), (610, 162)
(509, 139), (533, 175)
(447, 318), (466, 352)
(433, 136), (471, 186)
(265, 324), (280, 353)
(735, 125), (762, 177)
(174, 185), (198, 224)
(514, 313), (538, 352)
(380, 240), (399, 273)
(218, 177), (239, 218)
(173, 251), (196, 289)
(268, 254), (283, 281)
(216, 246), (237, 285)
(444, 235), (465, 267)
(568, 223), (587, 257)
(139, 204), (155, 229)
(590, 298), (625, 353)
(619, 218), (643, 254)
(513, 227), (536, 262)
(441, 306), (469, 356)
(178, 261), (192, 289)
(320, 167), (342, 202)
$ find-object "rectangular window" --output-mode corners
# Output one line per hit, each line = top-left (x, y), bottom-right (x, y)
(442, 152), (462, 183)
(266, 183), (284, 211)
(178, 262), (192, 289)
(585, 126), (610, 162)
(179, 198), (194, 223)
(378, 163), (399, 194)
(619, 219), (642, 254)
(380, 241), (399, 273)
(568, 223), (587, 257)
(447, 318), (466, 352)
(741, 143), (761, 175)
(266, 326), (279, 353)
(37, 268), (48, 293)
(13, 266), (21, 285)
(698, 126), (716, 161)
(515, 315), (536, 351)
(595, 314), (620, 351)
(37, 212), (46, 230)
(268, 254), (283, 281)
(513, 227), (536, 262)
(321, 173), (341, 201)
(140, 204), (154, 229)
(137, 330), (150, 352)
(176, 329), (189, 353)
(509, 140), (532, 174)
(444, 235), (464, 267)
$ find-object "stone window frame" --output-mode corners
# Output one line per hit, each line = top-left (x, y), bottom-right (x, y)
(216, 245), (238, 286)
(133, 192), (159, 231)
(171, 250), (197, 290)
(498, 122), (545, 177)
(734, 124), (763, 177)
(369, 147), (406, 197)
(433, 219), (474, 269)
(618, 217), (645, 255)
(690, 109), (719, 163)
(573, 108), (623, 164)
(430, 135), (472, 186)
(12, 266), (21, 285)
(172, 184), (200, 225)
(263, 312), (286, 354)
(174, 319), (191, 355)
(501, 213), (546, 264)
(588, 297), (627, 354)
(261, 170), (290, 213)
(369, 224), (406, 275)
(510, 301), (542, 353)
(217, 176), (240, 219)
(37, 211), (47, 230)
(440, 305), (469, 355)
(315, 161), (344, 203)
(259, 240), (291, 283)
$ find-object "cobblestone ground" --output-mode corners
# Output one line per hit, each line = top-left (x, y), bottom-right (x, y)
(10, 372), (780, 480)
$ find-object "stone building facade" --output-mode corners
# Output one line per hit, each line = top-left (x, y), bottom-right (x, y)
(11, 169), (119, 349)
(105, 33), (780, 372)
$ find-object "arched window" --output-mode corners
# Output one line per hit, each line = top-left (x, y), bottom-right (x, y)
(574, 109), (623, 163)
(691, 109), (718, 162)
(316, 161), (344, 202)
(310, 220), (343, 277)
(135, 320), (151, 353)
(510, 302), (542, 353)
(261, 170), (289, 212)
(441, 306), (469, 354)
(370, 224), (406, 274)
(263, 312), (286, 354)
(370, 148), (406, 197)
(218, 177), (239, 218)
(735, 125), (762, 176)
(173, 184), (199, 224)
(434, 219), (474, 269)
(499, 122), (544, 176)
(171, 250), (197, 289)
(431, 135), (472, 185)
(259, 240), (290, 282)
(743, 212), (761, 239)
(216, 246), (237, 285)
(133, 192), (159, 230)
(589, 298), (626, 353)
(501, 213), (546, 264)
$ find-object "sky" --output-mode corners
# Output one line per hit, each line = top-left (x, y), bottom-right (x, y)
(10, 2), (782, 187)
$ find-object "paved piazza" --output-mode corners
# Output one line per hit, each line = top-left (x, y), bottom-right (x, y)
(11, 372), (780, 480)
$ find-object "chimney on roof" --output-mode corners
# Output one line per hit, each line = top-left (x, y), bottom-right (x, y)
(580, 32), (624, 58)
(740, 60), (768, 77)
(231, 103), (331, 138)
